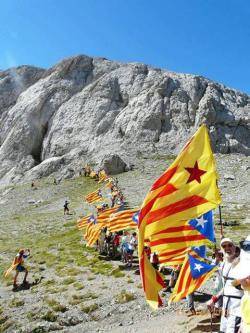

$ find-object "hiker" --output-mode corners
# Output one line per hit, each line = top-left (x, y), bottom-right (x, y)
(150, 252), (159, 270)
(104, 231), (113, 256)
(163, 265), (181, 293)
(127, 232), (137, 267)
(211, 249), (224, 315)
(185, 293), (196, 316)
(98, 227), (106, 255)
(53, 178), (57, 185)
(121, 231), (130, 263)
(64, 200), (70, 215)
(112, 232), (121, 258)
(207, 238), (243, 333)
(31, 181), (37, 189)
(4, 249), (30, 289)
(144, 246), (151, 259)
(233, 235), (250, 333)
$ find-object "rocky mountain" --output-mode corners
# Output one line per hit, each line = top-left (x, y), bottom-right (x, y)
(0, 55), (249, 185)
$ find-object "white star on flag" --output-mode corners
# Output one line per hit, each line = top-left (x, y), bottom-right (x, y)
(195, 215), (208, 228)
(194, 263), (204, 272)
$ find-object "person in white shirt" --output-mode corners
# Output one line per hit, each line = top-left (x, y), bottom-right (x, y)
(207, 238), (243, 333)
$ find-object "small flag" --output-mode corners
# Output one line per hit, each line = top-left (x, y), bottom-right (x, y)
(191, 245), (206, 258)
(188, 210), (215, 243)
(169, 252), (217, 303)
(132, 211), (139, 224)
(85, 189), (102, 203)
(189, 254), (216, 279)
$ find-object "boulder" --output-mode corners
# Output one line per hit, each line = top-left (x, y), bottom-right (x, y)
(100, 154), (128, 175)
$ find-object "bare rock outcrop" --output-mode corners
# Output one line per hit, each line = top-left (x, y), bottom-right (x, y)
(0, 55), (249, 184)
(99, 154), (128, 175)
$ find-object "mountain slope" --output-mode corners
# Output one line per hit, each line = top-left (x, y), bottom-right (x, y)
(0, 55), (249, 184)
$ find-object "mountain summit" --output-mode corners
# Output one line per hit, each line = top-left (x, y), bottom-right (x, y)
(0, 55), (249, 184)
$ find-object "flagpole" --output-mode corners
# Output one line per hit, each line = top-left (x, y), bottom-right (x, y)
(219, 205), (223, 238)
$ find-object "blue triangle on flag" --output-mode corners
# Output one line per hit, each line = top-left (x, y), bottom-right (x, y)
(192, 245), (206, 258)
(188, 210), (215, 243)
(132, 211), (139, 224)
(88, 214), (97, 224)
(189, 254), (216, 279)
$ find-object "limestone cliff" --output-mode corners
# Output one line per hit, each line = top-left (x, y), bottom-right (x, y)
(0, 55), (249, 184)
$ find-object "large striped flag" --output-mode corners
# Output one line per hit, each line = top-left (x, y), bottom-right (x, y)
(84, 206), (120, 247)
(107, 208), (139, 233)
(138, 125), (221, 309)
(169, 252), (217, 303)
(85, 189), (102, 203)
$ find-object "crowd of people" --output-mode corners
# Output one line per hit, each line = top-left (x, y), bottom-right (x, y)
(82, 166), (138, 267)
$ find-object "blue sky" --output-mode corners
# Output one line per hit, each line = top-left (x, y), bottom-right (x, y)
(0, 0), (249, 93)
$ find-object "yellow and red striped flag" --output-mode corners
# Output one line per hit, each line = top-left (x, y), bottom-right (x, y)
(85, 189), (102, 203)
(84, 206), (120, 247)
(77, 215), (92, 230)
(158, 247), (188, 267)
(107, 208), (139, 233)
(169, 251), (217, 303)
(138, 125), (221, 309)
(149, 223), (212, 254)
(98, 170), (109, 183)
(85, 223), (103, 247)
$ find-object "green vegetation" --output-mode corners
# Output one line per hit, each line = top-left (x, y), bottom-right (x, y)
(45, 298), (67, 312)
(127, 277), (134, 283)
(73, 282), (85, 290)
(69, 291), (98, 305)
(116, 290), (136, 304)
(81, 303), (98, 314)
(110, 267), (125, 278)
(62, 277), (76, 285)
(42, 311), (57, 322)
(9, 298), (25, 308)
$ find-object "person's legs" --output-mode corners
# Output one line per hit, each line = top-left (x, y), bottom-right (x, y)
(186, 293), (196, 315)
(23, 268), (28, 284)
(13, 271), (19, 286)
(224, 315), (241, 333)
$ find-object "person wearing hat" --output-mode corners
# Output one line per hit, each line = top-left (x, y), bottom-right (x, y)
(232, 235), (250, 333)
(207, 237), (243, 333)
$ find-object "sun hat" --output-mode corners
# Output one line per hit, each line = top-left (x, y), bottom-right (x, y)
(220, 237), (234, 247)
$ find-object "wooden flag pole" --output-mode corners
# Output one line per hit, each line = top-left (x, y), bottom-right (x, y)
(219, 205), (223, 238)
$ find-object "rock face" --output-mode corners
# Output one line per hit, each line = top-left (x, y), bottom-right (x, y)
(100, 154), (128, 175)
(0, 55), (249, 184)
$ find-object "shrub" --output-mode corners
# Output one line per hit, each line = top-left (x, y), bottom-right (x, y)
(81, 303), (98, 314)
(42, 311), (57, 322)
(116, 290), (136, 304)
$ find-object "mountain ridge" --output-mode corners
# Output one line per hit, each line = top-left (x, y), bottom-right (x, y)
(0, 54), (249, 185)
